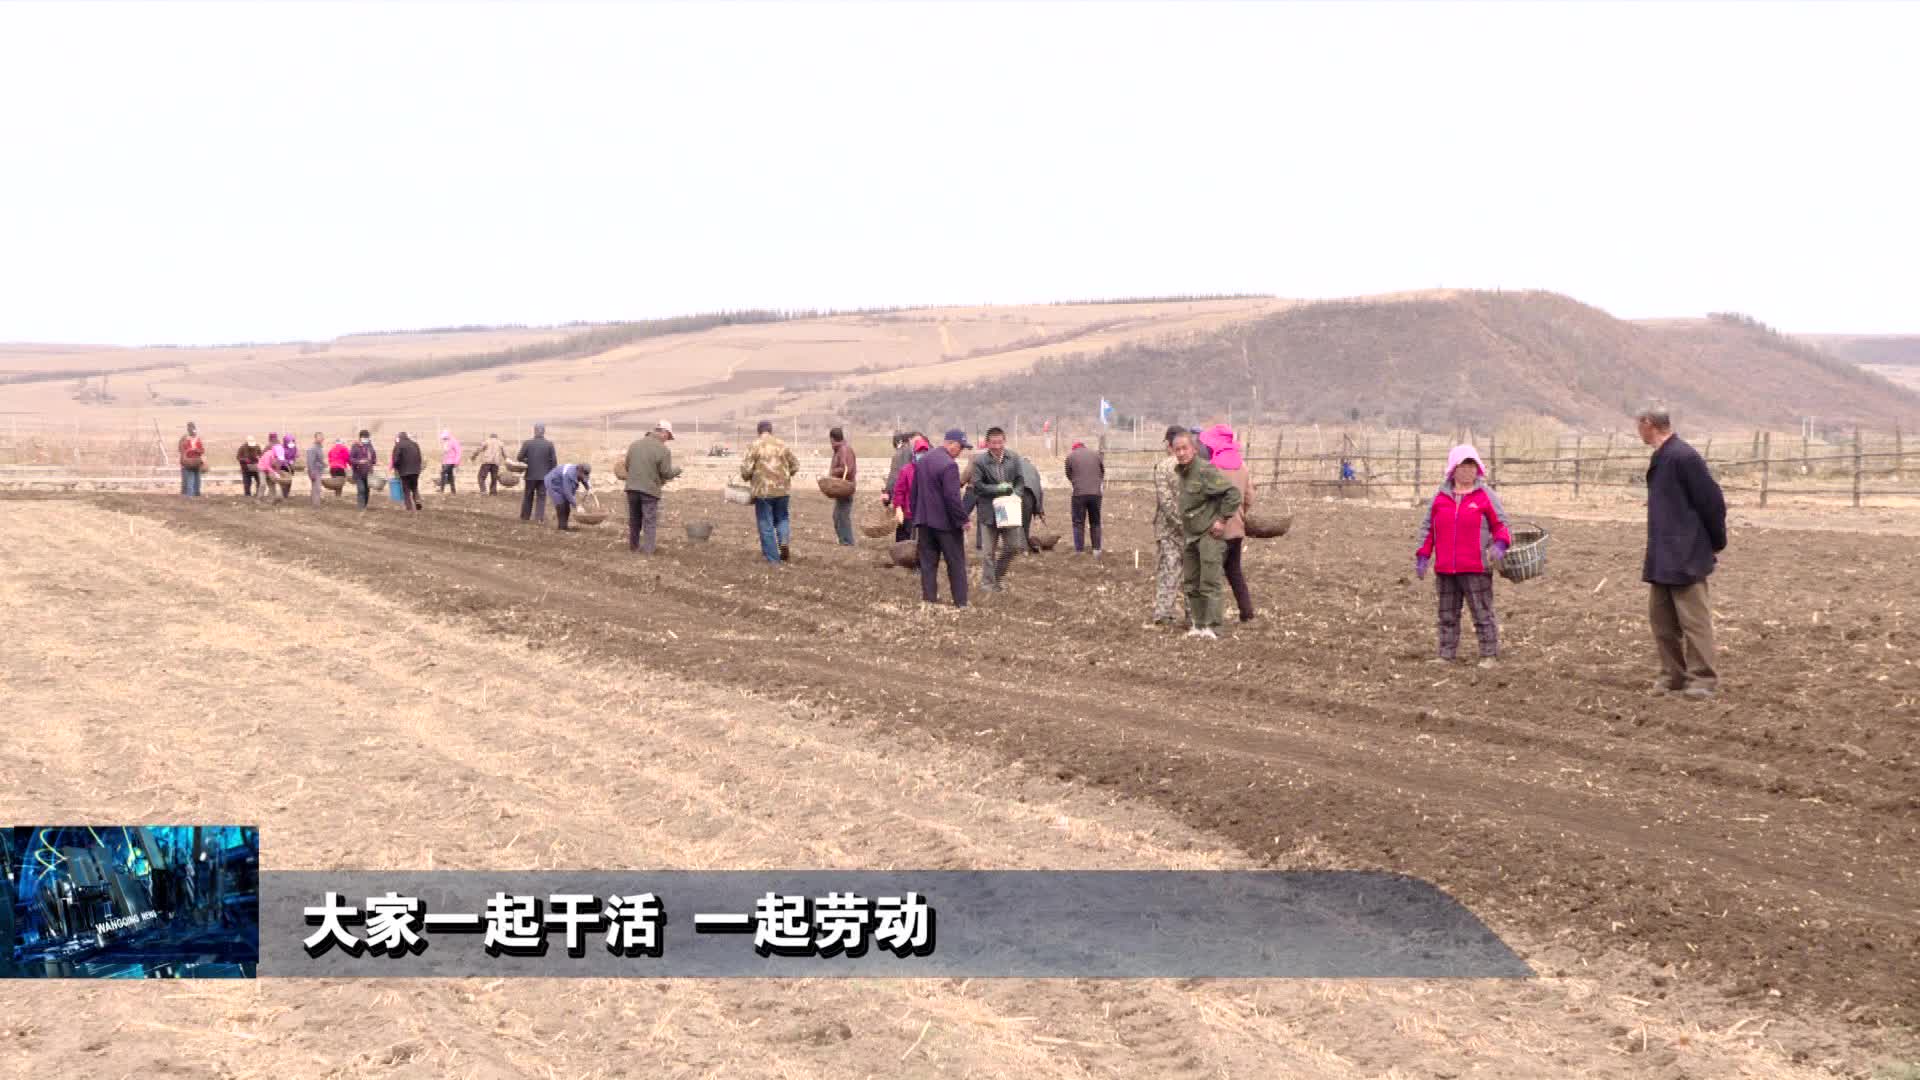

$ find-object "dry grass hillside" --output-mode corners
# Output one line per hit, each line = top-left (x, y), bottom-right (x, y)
(845, 291), (1920, 433)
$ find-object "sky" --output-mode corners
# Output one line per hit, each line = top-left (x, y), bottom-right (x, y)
(1, 1), (1915, 345)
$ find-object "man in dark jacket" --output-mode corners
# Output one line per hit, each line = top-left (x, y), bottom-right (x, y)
(968, 426), (1029, 591)
(517, 422), (558, 523)
(1638, 407), (1727, 699)
(391, 431), (425, 511)
(349, 430), (378, 508)
(1064, 440), (1105, 555)
(912, 429), (971, 608)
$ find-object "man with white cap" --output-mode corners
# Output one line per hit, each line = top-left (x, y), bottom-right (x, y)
(621, 420), (683, 554)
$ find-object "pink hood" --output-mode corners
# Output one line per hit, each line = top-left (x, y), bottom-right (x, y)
(1444, 443), (1484, 483)
(1197, 425), (1244, 471)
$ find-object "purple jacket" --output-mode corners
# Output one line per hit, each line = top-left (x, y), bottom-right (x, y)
(911, 446), (968, 531)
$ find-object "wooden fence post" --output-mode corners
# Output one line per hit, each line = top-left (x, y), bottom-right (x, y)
(1573, 435), (1583, 497)
(1412, 433), (1422, 500)
(1896, 422), (1905, 482)
(1760, 431), (1771, 508)
(1597, 433), (1615, 487)
(1853, 427), (1863, 509)
(1269, 434), (1282, 492)
(1361, 433), (1372, 500)
(1487, 433), (1497, 488)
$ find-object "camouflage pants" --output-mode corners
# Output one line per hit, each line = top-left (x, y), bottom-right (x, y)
(1152, 530), (1184, 623)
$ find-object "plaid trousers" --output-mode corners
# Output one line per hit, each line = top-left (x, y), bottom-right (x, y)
(1435, 572), (1499, 658)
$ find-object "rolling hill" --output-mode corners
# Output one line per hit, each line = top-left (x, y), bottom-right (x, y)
(843, 291), (1920, 434)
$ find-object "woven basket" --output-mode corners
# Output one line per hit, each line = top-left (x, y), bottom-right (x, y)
(1498, 524), (1549, 582)
(505, 460), (527, 473)
(497, 471), (521, 488)
(1031, 530), (1062, 551)
(818, 476), (855, 500)
(859, 521), (894, 539)
(887, 539), (918, 567)
(1243, 512), (1292, 539)
(320, 475), (346, 492)
(723, 482), (752, 506)
(686, 522), (714, 542)
(572, 510), (607, 526)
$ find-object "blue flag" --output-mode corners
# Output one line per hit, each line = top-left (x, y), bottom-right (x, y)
(1098, 398), (1113, 427)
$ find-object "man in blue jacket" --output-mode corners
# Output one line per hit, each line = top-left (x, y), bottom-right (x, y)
(913, 429), (971, 608)
(1638, 407), (1728, 700)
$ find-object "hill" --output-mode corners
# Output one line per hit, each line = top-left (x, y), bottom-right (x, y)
(1798, 334), (1920, 367)
(843, 291), (1920, 434)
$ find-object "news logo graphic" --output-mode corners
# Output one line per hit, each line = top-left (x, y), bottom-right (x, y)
(0, 826), (259, 978)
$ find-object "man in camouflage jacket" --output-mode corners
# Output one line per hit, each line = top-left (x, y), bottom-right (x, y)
(1150, 426), (1187, 626)
(740, 419), (802, 563)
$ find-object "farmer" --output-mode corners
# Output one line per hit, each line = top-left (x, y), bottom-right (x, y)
(883, 432), (916, 542)
(256, 435), (280, 499)
(305, 432), (327, 507)
(473, 432), (507, 495)
(1414, 444), (1513, 666)
(890, 435), (931, 534)
(1017, 454), (1046, 555)
(273, 434), (298, 499)
(545, 462), (592, 531)
(968, 426), (1029, 592)
(1638, 406), (1727, 700)
(517, 422), (558, 523)
(177, 422), (205, 497)
(1198, 425), (1256, 621)
(912, 429), (971, 608)
(326, 437), (351, 493)
(740, 419), (801, 564)
(621, 421), (682, 554)
(391, 430), (425, 511)
(828, 426), (858, 546)
(1171, 429), (1242, 640)
(437, 431), (462, 494)
(1148, 426), (1186, 627)
(349, 430), (378, 508)
(1064, 439), (1104, 555)
(237, 437), (262, 497)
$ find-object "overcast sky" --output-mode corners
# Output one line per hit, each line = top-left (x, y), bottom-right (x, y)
(1, 1), (1914, 345)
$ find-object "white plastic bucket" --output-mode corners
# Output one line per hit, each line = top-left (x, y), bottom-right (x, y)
(992, 494), (1024, 528)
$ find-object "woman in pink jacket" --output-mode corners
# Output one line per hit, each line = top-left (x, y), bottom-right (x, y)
(1415, 444), (1513, 666)
(890, 436), (930, 529)
(437, 431), (462, 494)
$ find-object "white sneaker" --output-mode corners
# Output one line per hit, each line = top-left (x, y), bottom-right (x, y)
(1195, 628), (1218, 640)
(1184, 627), (1203, 639)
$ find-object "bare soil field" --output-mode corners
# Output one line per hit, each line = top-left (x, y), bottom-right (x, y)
(2, 492), (1916, 1078)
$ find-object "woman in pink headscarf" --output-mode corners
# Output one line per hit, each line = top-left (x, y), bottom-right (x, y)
(437, 431), (462, 494)
(1198, 424), (1256, 621)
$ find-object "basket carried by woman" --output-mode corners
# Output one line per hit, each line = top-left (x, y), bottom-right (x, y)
(859, 521), (894, 539)
(320, 475), (346, 492)
(818, 476), (855, 500)
(1243, 511), (1292, 539)
(1497, 523), (1549, 582)
(886, 539), (918, 567)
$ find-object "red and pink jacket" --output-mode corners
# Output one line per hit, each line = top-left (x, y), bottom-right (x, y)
(1416, 450), (1513, 575)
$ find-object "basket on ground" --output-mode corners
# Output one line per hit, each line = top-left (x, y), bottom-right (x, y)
(1498, 523), (1549, 583)
(320, 475), (346, 492)
(887, 539), (918, 567)
(818, 476), (855, 500)
(685, 522), (714, 542)
(1243, 512), (1292, 539)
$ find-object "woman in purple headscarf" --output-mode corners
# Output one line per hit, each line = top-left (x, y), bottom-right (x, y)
(1197, 424), (1255, 621)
